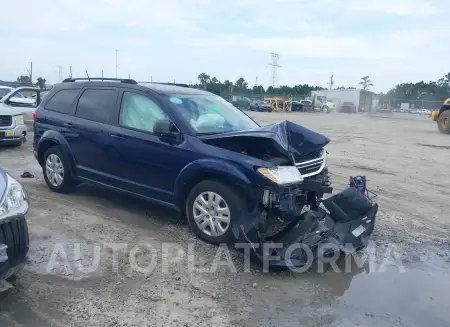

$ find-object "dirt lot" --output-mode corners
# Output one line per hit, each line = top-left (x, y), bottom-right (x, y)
(1, 112), (449, 327)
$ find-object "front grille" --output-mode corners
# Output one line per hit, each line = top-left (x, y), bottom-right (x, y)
(0, 115), (12, 127)
(295, 150), (326, 177)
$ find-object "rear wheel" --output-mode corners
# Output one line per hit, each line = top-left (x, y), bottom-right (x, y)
(186, 180), (247, 244)
(437, 110), (450, 134)
(43, 146), (77, 193)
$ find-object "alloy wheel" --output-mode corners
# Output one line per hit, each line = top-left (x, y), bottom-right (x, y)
(193, 191), (231, 237)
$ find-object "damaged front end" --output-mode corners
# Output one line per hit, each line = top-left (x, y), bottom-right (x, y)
(232, 185), (378, 269)
(203, 120), (379, 269)
(201, 120), (378, 269)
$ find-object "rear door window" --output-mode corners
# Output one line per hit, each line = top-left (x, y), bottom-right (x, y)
(44, 89), (80, 114)
(75, 89), (117, 124)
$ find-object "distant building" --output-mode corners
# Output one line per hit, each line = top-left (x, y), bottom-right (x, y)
(311, 89), (381, 112)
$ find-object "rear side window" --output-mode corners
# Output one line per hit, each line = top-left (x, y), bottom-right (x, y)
(44, 89), (80, 114)
(75, 89), (117, 124)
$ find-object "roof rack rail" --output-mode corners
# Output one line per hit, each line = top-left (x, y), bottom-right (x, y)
(140, 82), (190, 88)
(62, 78), (138, 84)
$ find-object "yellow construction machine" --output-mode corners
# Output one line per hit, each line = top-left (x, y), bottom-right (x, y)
(265, 97), (292, 112)
(431, 98), (450, 134)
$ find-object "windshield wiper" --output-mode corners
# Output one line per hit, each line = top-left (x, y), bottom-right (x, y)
(196, 131), (223, 136)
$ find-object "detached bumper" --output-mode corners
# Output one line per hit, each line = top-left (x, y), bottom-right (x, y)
(232, 187), (377, 269)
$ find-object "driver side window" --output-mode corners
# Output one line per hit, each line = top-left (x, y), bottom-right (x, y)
(119, 92), (168, 133)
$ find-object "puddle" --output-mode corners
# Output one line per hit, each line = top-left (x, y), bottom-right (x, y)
(250, 255), (450, 326)
(316, 258), (450, 326)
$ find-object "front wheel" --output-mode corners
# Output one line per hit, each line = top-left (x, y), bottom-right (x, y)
(186, 180), (247, 244)
(437, 111), (450, 134)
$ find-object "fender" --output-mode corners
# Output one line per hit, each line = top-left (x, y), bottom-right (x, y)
(174, 158), (253, 206)
(37, 130), (77, 177)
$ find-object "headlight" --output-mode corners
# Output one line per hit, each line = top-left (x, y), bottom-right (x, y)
(257, 166), (304, 185)
(14, 115), (24, 125)
(0, 173), (29, 220)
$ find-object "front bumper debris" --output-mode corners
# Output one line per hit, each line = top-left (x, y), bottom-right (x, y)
(232, 187), (377, 269)
(0, 244), (8, 263)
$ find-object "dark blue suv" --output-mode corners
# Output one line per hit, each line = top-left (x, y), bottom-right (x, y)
(33, 78), (377, 267)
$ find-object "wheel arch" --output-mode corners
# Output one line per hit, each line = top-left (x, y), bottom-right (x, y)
(174, 159), (253, 213)
(37, 131), (77, 177)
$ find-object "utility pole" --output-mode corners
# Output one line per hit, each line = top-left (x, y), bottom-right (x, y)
(268, 53), (281, 88)
(69, 66), (73, 78)
(26, 62), (33, 84)
(57, 65), (63, 82)
(102, 70), (104, 79)
(329, 75), (334, 90)
(115, 50), (118, 78)
(256, 76), (258, 86)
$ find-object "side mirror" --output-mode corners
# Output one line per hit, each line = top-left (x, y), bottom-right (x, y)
(153, 119), (180, 140)
(9, 97), (36, 107)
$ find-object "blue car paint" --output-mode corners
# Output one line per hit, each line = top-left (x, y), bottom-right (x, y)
(33, 82), (329, 212)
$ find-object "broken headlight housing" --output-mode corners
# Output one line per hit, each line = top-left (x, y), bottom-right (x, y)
(257, 166), (304, 186)
(0, 173), (29, 221)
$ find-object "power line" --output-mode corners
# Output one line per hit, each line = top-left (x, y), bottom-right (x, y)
(268, 53), (281, 88)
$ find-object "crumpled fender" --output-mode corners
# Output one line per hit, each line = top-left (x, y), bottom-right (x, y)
(174, 158), (253, 206)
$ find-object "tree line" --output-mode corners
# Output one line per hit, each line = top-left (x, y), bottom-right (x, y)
(16, 75), (47, 90)
(382, 73), (450, 102)
(195, 73), (330, 96)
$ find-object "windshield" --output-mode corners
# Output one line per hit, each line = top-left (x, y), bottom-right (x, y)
(168, 94), (259, 134)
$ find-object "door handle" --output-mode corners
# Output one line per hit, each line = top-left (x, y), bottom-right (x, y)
(110, 133), (126, 140)
(64, 122), (73, 127)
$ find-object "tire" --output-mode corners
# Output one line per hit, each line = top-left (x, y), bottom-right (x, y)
(0, 217), (29, 280)
(437, 110), (450, 134)
(186, 180), (247, 244)
(43, 146), (77, 193)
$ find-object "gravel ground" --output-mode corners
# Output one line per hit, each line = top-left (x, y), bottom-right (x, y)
(0, 111), (449, 327)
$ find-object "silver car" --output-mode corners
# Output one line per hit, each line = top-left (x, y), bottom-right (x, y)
(0, 103), (27, 146)
(0, 86), (40, 125)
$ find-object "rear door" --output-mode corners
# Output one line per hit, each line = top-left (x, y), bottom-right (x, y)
(68, 87), (119, 182)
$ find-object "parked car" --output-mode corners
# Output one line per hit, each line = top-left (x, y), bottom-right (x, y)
(322, 100), (335, 112)
(33, 77), (377, 267)
(0, 86), (14, 100)
(0, 103), (28, 146)
(340, 102), (357, 113)
(249, 100), (273, 112)
(0, 86), (40, 124)
(0, 169), (30, 283)
(300, 100), (313, 111)
(232, 97), (252, 110)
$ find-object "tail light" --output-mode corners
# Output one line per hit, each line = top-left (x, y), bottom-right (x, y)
(32, 112), (37, 121)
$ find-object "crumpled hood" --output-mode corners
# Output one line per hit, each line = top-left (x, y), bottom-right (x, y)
(199, 120), (330, 158)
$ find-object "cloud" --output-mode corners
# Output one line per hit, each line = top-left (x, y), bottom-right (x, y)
(0, 0), (448, 92)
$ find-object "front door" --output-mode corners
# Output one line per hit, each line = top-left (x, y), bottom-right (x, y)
(108, 90), (190, 204)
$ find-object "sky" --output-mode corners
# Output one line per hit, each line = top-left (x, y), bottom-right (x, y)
(0, 0), (448, 93)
